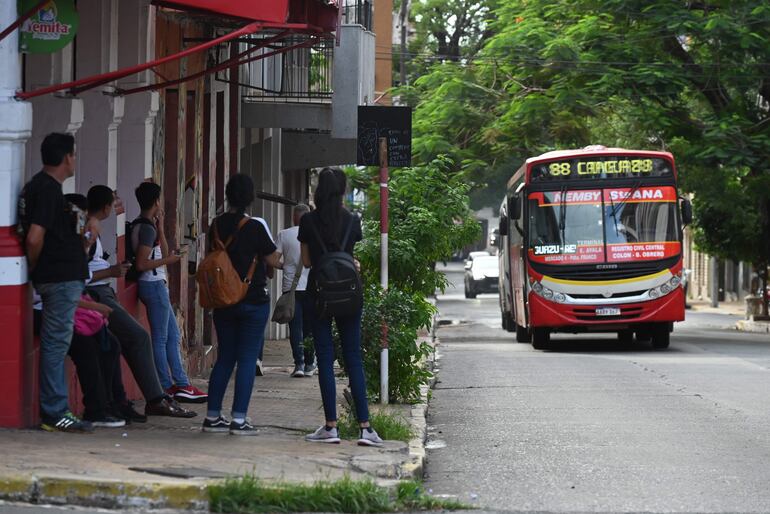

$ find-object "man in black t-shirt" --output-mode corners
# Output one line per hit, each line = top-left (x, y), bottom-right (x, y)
(18, 133), (92, 433)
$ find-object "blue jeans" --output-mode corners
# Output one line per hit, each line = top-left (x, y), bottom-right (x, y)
(137, 280), (190, 390)
(208, 301), (270, 419)
(309, 301), (369, 423)
(288, 291), (315, 367)
(36, 280), (84, 420)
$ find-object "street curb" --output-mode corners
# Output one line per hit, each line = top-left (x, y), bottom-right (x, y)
(400, 383), (429, 480)
(0, 475), (209, 511)
(398, 314), (437, 481)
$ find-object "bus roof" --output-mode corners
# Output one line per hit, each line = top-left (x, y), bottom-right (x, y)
(526, 147), (673, 165)
(506, 146), (675, 190)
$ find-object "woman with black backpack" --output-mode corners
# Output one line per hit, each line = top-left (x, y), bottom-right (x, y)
(298, 168), (383, 447)
(201, 174), (282, 436)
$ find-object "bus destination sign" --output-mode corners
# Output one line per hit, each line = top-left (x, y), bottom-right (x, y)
(530, 157), (673, 182)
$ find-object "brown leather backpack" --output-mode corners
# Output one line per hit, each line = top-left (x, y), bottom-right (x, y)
(197, 217), (257, 309)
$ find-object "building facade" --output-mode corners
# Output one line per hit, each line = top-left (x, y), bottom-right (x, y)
(0, 0), (380, 428)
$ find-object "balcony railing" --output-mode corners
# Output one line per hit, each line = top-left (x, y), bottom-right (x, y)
(341, 0), (372, 31)
(218, 35), (334, 104)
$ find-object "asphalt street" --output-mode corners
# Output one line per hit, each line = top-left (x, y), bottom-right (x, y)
(424, 263), (770, 513)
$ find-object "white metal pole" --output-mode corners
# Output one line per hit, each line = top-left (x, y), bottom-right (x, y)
(379, 137), (389, 404)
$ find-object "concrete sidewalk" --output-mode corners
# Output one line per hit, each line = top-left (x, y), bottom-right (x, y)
(0, 340), (426, 510)
(688, 299), (745, 316)
(689, 300), (770, 333)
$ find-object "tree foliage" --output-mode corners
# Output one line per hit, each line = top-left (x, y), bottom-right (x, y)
(404, 1), (770, 287)
(343, 159), (480, 402)
(396, 0), (498, 85)
(347, 157), (480, 296)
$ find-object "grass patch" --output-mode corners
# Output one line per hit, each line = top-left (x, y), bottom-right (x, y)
(209, 476), (470, 513)
(336, 408), (415, 443)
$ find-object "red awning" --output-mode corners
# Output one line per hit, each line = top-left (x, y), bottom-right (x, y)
(153, 0), (291, 24)
(154, 0), (338, 32)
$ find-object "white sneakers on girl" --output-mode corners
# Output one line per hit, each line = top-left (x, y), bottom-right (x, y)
(357, 427), (384, 447)
(305, 425), (341, 443)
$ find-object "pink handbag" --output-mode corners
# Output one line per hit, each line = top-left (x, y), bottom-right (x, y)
(73, 294), (107, 337)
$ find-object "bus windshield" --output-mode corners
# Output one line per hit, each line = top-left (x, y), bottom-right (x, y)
(528, 186), (680, 265)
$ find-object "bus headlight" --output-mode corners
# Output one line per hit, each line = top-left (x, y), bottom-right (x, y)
(531, 280), (564, 302)
(670, 275), (681, 288)
(660, 283), (671, 294)
(649, 288), (660, 299)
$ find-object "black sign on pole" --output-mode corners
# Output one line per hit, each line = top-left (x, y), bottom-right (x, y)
(357, 106), (412, 167)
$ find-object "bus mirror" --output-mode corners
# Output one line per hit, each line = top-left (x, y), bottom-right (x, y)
(509, 195), (522, 220)
(499, 216), (508, 236)
(681, 198), (693, 225)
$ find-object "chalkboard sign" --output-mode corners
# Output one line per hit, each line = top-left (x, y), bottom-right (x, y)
(357, 106), (412, 167)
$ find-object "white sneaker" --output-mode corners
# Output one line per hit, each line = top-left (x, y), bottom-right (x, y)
(290, 365), (305, 378)
(303, 363), (317, 376)
(305, 425), (341, 444)
(357, 427), (384, 447)
(255, 359), (264, 377)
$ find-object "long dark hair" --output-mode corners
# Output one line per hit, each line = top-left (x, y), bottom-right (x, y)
(225, 173), (255, 215)
(313, 167), (346, 245)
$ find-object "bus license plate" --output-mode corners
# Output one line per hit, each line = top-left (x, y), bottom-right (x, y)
(596, 307), (621, 316)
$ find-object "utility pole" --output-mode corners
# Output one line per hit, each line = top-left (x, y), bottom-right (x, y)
(399, 0), (408, 86)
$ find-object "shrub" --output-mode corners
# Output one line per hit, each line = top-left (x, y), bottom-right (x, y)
(360, 285), (435, 404)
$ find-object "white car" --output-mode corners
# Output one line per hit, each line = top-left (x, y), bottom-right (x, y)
(464, 251), (491, 269)
(464, 255), (499, 298)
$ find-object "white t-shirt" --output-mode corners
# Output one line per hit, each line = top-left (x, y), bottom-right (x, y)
(87, 236), (111, 287)
(275, 225), (308, 292)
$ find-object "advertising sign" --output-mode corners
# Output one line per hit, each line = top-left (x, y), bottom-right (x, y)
(19, 0), (79, 54)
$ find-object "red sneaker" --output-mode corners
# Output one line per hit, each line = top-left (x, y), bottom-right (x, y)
(171, 385), (208, 403)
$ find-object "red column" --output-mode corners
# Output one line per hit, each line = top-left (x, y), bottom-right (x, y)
(0, 229), (34, 427)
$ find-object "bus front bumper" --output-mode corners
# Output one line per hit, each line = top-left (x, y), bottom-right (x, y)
(528, 287), (685, 331)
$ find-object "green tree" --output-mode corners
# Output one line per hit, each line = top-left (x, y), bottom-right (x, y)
(406, 0), (770, 311)
(348, 157), (480, 296)
(343, 159), (480, 402)
(395, 0), (499, 85)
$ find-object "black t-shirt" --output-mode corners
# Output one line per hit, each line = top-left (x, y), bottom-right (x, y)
(297, 209), (362, 290)
(18, 171), (88, 284)
(208, 213), (277, 304)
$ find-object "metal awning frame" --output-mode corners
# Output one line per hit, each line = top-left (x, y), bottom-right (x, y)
(114, 32), (322, 96)
(15, 19), (334, 100)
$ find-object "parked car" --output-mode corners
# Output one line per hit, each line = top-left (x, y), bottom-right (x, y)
(464, 255), (499, 298)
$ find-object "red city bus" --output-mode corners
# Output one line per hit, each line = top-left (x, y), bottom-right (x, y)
(497, 146), (692, 350)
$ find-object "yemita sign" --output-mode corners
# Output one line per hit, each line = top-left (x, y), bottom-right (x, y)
(19, 0), (79, 54)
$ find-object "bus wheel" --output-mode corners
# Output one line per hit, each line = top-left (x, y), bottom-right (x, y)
(651, 324), (670, 350)
(531, 328), (550, 350)
(618, 330), (634, 344)
(516, 324), (531, 343)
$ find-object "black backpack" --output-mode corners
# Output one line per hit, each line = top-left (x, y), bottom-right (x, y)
(309, 215), (363, 318)
(124, 217), (157, 282)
